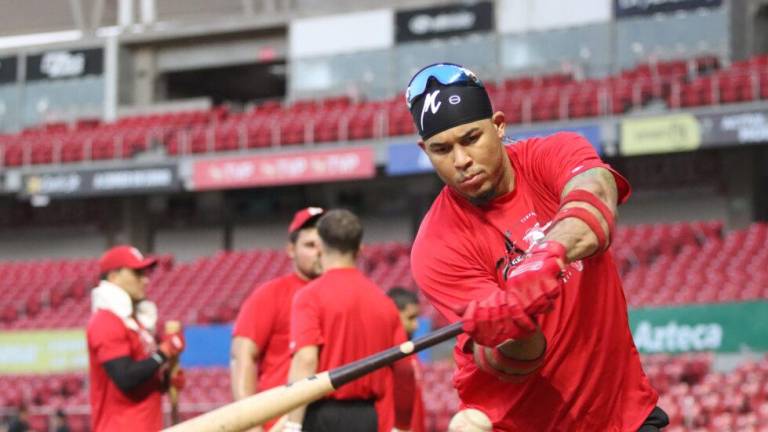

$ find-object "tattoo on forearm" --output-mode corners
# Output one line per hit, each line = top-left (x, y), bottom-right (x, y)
(548, 167), (620, 261)
(561, 168), (618, 207)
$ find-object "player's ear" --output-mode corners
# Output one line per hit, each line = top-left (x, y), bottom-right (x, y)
(106, 269), (125, 285)
(492, 112), (506, 139)
(417, 140), (426, 152)
(285, 241), (296, 259)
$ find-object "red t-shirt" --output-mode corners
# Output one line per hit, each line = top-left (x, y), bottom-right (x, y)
(395, 356), (426, 432)
(411, 132), (658, 432)
(87, 310), (163, 432)
(392, 356), (425, 432)
(232, 273), (308, 392)
(291, 267), (407, 431)
(410, 358), (426, 432)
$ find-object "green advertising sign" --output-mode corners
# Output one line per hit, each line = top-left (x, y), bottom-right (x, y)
(0, 329), (87, 373)
(628, 301), (768, 354)
(620, 113), (702, 156)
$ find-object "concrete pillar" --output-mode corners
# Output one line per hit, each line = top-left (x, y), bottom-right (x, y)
(731, 0), (768, 61)
(139, 0), (156, 24)
(729, 0), (748, 61)
(753, 1), (768, 54)
(117, 0), (135, 27)
(132, 47), (157, 106)
(103, 36), (119, 122)
(119, 196), (153, 252)
(721, 148), (756, 230)
(753, 147), (768, 222)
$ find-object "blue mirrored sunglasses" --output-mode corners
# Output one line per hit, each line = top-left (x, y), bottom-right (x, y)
(405, 63), (484, 109)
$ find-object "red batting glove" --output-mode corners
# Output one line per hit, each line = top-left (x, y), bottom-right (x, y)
(170, 369), (186, 391)
(505, 241), (566, 316)
(462, 290), (537, 347)
(159, 332), (185, 359)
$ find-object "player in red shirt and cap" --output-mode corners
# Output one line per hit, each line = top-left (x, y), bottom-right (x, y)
(231, 207), (324, 431)
(405, 63), (669, 431)
(87, 245), (185, 432)
(283, 209), (412, 432)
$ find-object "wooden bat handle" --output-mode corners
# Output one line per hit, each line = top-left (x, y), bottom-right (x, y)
(165, 320), (182, 425)
(163, 321), (463, 432)
(164, 371), (335, 432)
(169, 361), (180, 425)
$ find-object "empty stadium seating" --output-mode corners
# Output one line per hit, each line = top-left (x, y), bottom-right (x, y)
(648, 354), (768, 431)
(0, 242), (417, 328)
(5, 221), (768, 329)
(620, 222), (768, 307)
(1, 221), (767, 430)
(0, 107), (226, 167)
(0, 255), (173, 329)
(4, 354), (768, 432)
(668, 55), (768, 109)
(0, 258), (97, 328)
(2, 222), (765, 427)
(3, 55), (768, 166)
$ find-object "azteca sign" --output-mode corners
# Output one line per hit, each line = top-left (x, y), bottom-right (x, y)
(627, 301), (768, 354)
(632, 320), (723, 353)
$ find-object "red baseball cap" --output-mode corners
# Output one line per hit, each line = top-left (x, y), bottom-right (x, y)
(288, 207), (324, 234)
(99, 245), (157, 274)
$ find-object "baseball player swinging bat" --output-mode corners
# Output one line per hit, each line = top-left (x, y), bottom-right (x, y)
(162, 321), (463, 432)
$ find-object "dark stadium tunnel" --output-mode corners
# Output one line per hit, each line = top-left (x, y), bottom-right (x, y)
(757, 4), (768, 56)
(162, 61), (286, 104)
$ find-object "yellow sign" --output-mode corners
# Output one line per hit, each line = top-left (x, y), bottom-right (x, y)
(0, 329), (87, 374)
(25, 176), (43, 195)
(620, 114), (702, 156)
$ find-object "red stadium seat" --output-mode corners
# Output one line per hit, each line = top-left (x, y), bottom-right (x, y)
(6, 54), (768, 167)
(0, 220), (766, 429)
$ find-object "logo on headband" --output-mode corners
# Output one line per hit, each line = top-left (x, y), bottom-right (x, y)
(420, 90), (442, 131)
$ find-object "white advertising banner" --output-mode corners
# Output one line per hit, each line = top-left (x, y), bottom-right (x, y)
(497, 0), (611, 34)
(289, 9), (394, 59)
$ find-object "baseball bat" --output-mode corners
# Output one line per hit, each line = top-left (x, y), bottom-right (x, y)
(162, 321), (463, 432)
(165, 320), (183, 425)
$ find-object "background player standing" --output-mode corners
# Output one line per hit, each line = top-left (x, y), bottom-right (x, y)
(86, 245), (185, 432)
(387, 287), (426, 432)
(406, 63), (669, 431)
(231, 207), (324, 431)
(282, 209), (413, 432)
(387, 287), (425, 432)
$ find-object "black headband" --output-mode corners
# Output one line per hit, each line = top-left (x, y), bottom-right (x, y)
(408, 80), (493, 140)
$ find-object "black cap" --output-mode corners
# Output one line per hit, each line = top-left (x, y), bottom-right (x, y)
(408, 79), (493, 140)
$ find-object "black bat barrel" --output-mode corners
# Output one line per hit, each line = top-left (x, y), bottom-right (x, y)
(329, 321), (463, 388)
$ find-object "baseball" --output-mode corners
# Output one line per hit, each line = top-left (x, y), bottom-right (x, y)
(448, 408), (493, 432)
